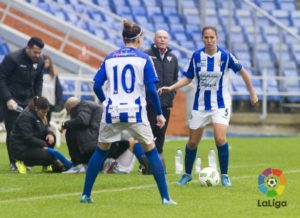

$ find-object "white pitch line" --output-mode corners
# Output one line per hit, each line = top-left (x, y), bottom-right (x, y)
(0, 169), (299, 204)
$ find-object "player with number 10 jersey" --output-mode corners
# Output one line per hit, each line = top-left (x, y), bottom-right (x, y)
(94, 47), (158, 124)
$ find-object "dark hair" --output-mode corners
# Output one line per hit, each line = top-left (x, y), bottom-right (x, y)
(122, 19), (142, 43)
(29, 96), (49, 110)
(201, 26), (218, 37)
(27, 37), (44, 49)
(43, 54), (56, 78)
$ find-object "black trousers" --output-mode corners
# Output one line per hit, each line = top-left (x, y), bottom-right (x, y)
(17, 140), (56, 167)
(66, 135), (95, 166)
(4, 108), (21, 163)
(20, 147), (56, 166)
(146, 105), (171, 154)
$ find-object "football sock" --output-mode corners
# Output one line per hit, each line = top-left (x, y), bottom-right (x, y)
(82, 147), (108, 197)
(46, 148), (72, 169)
(145, 147), (169, 200)
(133, 143), (145, 164)
(185, 145), (197, 175)
(217, 142), (229, 174)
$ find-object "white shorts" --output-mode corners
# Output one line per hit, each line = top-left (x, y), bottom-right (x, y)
(188, 108), (231, 130)
(99, 122), (154, 145)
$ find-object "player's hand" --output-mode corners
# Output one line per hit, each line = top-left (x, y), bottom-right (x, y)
(6, 99), (17, 110)
(250, 93), (258, 106)
(156, 114), (166, 129)
(158, 86), (172, 95)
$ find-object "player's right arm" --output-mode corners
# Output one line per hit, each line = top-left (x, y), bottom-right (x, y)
(158, 77), (192, 94)
(93, 62), (107, 103)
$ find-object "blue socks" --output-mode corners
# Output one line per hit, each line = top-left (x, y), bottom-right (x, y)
(145, 147), (169, 200)
(82, 147), (108, 197)
(47, 148), (72, 169)
(217, 142), (229, 174)
(185, 145), (197, 175)
(133, 143), (145, 164)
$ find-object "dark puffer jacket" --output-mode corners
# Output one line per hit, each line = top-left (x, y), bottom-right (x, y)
(63, 101), (102, 154)
(0, 48), (44, 105)
(145, 44), (178, 108)
(10, 107), (55, 159)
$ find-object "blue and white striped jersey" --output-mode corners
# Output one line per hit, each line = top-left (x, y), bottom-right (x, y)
(94, 47), (158, 124)
(183, 47), (242, 111)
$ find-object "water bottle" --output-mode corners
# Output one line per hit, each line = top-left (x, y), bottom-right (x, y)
(208, 149), (217, 170)
(13, 104), (24, 113)
(175, 149), (183, 174)
(195, 156), (201, 174)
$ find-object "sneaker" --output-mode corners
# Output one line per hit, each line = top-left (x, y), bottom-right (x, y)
(42, 165), (53, 173)
(176, 173), (192, 185)
(9, 163), (18, 172)
(26, 166), (32, 172)
(221, 174), (232, 187)
(63, 164), (85, 174)
(15, 161), (27, 174)
(80, 195), (94, 203)
(162, 198), (177, 205)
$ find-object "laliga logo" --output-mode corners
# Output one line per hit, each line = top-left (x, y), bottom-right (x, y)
(257, 168), (287, 208)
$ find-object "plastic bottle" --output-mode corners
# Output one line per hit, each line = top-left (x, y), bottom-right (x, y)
(208, 149), (217, 170)
(13, 104), (24, 113)
(195, 155), (201, 174)
(175, 149), (183, 174)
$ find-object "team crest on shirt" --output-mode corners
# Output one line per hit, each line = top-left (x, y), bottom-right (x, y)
(200, 59), (207, 67)
(167, 56), (172, 62)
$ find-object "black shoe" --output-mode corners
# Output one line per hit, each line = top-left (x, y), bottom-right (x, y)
(9, 163), (18, 172)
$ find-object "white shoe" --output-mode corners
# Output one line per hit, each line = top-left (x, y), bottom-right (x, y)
(63, 164), (85, 174)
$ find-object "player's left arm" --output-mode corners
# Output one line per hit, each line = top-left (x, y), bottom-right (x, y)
(239, 68), (258, 106)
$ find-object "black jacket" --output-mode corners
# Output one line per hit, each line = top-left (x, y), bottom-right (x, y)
(10, 107), (55, 159)
(145, 44), (178, 107)
(0, 48), (44, 106)
(63, 101), (102, 154)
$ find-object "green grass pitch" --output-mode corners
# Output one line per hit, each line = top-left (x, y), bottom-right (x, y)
(0, 137), (299, 218)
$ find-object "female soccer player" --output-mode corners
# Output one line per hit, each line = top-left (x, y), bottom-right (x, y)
(159, 26), (258, 187)
(80, 19), (176, 205)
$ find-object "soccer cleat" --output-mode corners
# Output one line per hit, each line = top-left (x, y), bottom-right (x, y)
(42, 165), (53, 173)
(63, 164), (86, 174)
(80, 195), (94, 203)
(15, 161), (27, 174)
(162, 198), (177, 205)
(176, 173), (192, 185)
(221, 174), (232, 187)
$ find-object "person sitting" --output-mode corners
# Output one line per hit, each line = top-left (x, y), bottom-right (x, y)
(102, 131), (151, 174)
(61, 97), (102, 173)
(10, 96), (72, 174)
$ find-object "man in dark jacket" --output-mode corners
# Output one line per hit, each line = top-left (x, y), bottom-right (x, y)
(61, 97), (102, 173)
(0, 37), (45, 171)
(144, 30), (178, 171)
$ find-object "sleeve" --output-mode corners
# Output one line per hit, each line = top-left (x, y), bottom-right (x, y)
(18, 116), (47, 148)
(174, 55), (179, 83)
(55, 76), (64, 106)
(228, 53), (242, 73)
(143, 56), (159, 84)
(93, 62), (107, 102)
(0, 55), (16, 101)
(63, 105), (91, 129)
(183, 54), (195, 79)
(34, 70), (44, 96)
(145, 81), (162, 115)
